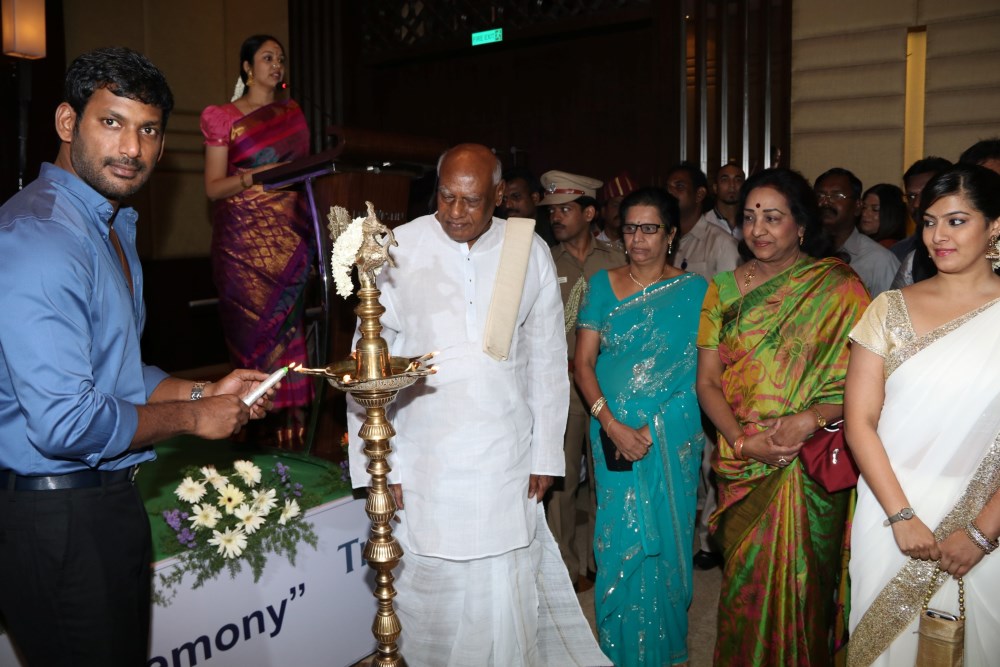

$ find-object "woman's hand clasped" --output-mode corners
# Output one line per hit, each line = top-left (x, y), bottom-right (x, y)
(891, 518), (941, 562)
(608, 421), (653, 462)
(742, 420), (805, 467)
(936, 528), (986, 578)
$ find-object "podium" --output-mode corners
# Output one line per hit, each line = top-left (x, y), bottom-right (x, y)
(255, 127), (448, 454)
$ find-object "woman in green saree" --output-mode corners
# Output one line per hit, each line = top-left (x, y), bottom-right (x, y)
(696, 168), (870, 665)
(575, 187), (707, 666)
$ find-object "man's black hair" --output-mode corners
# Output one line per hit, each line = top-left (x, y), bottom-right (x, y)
(814, 167), (862, 200)
(64, 47), (174, 130)
(502, 167), (542, 195)
(958, 138), (1000, 167)
(902, 156), (952, 187)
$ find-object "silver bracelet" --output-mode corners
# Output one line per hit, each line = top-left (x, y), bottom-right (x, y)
(966, 520), (998, 554)
(590, 396), (607, 418)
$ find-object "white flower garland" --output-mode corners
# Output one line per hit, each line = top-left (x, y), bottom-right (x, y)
(330, 217), (366, 299)
(231, 76), (246, 102)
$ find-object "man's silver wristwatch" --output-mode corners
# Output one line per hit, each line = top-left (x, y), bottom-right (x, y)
(190, 381), (209, 401)
(884, 507), (915, 527)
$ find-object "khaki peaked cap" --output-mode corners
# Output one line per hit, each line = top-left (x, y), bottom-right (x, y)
(539, 170), (603, 206)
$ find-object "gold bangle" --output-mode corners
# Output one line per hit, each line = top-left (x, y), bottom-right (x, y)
(590, 396), (607, 417)
(734, 435), (746, 460)
(810, 406), (827, 429)
(240, 171), (251, 189)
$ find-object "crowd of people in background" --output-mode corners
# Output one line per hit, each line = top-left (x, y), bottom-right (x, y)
(3, 37), (999, 667)
(513, 136), (1000, 665)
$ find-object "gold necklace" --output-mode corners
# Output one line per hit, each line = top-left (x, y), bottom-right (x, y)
(628, 269), (665, 295)
(735, 259), (759, 330)
(742, 259), (758, 292)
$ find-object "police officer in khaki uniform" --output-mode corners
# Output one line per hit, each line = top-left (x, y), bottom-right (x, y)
(541, 170), (626, 591)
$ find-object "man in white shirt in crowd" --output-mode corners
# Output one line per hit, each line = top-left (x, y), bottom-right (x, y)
(667, 161), (740, 280)
(347, 144), (604, 666)
(704, 160), (746, 241)
(684, 160), (746, 570)
(814, 167), (899, 297)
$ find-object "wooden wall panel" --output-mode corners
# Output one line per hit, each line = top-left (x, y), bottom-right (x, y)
(918, 0), (1000, 23)
(791, 0), (914, 40)
(297, 0), (791, 191)
(791, 6), (907, 186)
(922, 11), (1000, 161)
(791, 0), (1000, 186)
(350, 22), (669, 185)
(793, 27), (906, 70)
(788, 130), (904, 184)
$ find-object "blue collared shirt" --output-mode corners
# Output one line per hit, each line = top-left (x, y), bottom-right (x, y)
(0, 163), (168, 475)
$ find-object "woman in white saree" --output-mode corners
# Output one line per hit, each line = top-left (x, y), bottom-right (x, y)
(845, 164), (1000, 667)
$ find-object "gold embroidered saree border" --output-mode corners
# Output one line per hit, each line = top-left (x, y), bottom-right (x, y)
(885, 293), (1000, 379)
(847, 433), (1000, 667)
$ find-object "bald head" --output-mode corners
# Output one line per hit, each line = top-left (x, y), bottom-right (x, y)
(435, 143), (505, 246)
(437, 143), (502, 186)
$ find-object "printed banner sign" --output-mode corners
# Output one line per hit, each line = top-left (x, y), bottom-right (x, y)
(0, 496), (376, 667)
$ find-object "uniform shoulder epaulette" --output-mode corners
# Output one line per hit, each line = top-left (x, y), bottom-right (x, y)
(595, 239), (625, 252)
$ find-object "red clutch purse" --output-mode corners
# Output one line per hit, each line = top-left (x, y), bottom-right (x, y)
(798, 420), (859, 493)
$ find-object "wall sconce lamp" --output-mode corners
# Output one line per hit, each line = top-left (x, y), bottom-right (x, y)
(2, 0), (46, 59)
(3, 0), (46, 190)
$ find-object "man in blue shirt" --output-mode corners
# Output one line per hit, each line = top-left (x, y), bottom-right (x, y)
(0, 48), (273, 666)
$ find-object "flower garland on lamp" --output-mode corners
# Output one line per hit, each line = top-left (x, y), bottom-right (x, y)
(330, 210), (367, 298)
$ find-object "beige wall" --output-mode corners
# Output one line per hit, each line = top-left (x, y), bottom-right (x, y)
(63, 0), (289, 258)
(791, 0), (1000, 188)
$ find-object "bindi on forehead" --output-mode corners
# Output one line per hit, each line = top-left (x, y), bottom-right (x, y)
(756, 202), (761, 208)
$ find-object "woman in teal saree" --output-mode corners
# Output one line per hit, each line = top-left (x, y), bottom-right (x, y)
(575, 187), (707, 666)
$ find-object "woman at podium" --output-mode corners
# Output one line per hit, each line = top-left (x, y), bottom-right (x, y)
(201, 34), (314, 448)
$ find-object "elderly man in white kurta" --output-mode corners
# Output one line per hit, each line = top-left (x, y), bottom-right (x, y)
(347, 144), (604, 666)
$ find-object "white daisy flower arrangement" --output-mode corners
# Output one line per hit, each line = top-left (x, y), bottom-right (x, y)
(155, 460), (317, 605)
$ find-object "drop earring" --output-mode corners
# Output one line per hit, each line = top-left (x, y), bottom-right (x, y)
(987, 232), (1000, 269)
(246, 71), (255, 87)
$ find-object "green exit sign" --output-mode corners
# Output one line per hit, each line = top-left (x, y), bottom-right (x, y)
(471, 28), (503, 46)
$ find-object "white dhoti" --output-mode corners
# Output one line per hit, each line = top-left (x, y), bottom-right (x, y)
(347, 217), (610, 665)
(394, 504), (611, 667)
